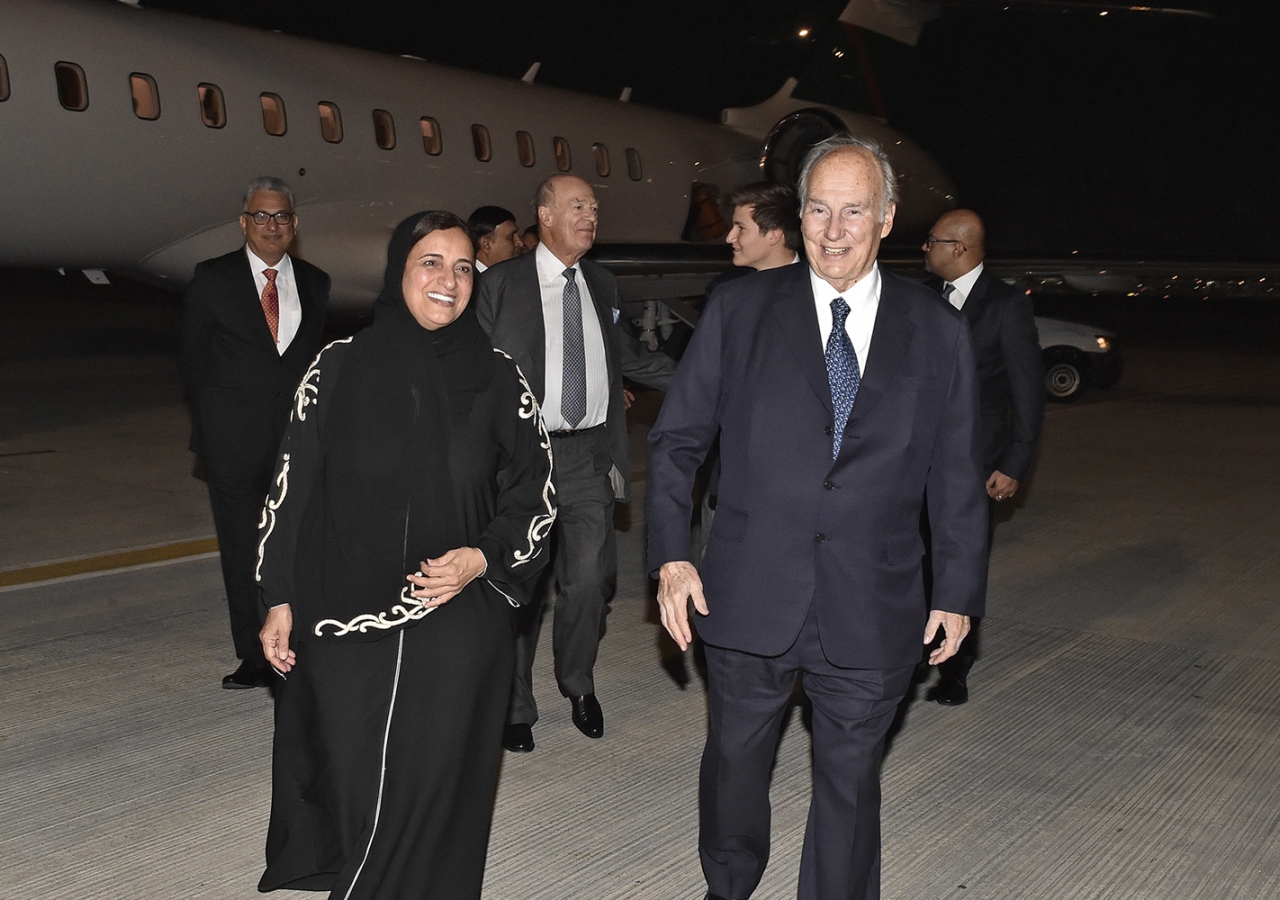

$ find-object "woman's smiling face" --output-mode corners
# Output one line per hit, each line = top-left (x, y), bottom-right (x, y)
(401, 227), (475, 330)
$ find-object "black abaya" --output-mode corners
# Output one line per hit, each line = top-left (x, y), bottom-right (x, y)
(255, 229), (554, 899)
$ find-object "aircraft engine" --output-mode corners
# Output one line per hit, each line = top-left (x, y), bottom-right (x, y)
(761, 109), (847, 187)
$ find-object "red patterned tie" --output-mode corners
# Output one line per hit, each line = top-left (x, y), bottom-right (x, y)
(260, 268), (280, 342)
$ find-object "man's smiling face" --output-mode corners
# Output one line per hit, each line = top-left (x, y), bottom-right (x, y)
(801, 148), (896, 294)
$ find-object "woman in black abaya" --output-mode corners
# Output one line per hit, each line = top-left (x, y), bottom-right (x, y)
(255, 211), (554, 900)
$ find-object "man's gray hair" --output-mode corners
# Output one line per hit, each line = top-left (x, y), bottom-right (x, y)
(796, 135), (898, 221)
(533, 172), (582, 213)
(242, 176), (295, 212)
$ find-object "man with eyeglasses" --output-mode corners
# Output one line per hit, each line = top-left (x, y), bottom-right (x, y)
(180, 176), (330, 690)
(922, 208), (1043, 706)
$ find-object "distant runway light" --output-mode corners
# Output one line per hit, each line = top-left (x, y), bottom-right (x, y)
(798, 28), (811, 38)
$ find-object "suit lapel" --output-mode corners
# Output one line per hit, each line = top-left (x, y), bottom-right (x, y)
(847, 270), (915, 428)
(517, 253), (549, 392)
(771, 266), (832, 414)
(962, 269), (991, 325)
(580, 261), (618, 385)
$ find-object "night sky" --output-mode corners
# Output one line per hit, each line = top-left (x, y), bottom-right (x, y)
(139, 0), (1276, 261)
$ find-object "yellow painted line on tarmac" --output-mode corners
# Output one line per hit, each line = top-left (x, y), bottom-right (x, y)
(0, 538), (220, 587)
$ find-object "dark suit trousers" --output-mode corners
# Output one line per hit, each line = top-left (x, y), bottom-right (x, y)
(937, 496), (997, 681)
(700, 605), (914, 900)
(203, 453), (274, 663)
(508, 427), (616, 725)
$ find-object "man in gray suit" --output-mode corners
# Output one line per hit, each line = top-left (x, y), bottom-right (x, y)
(476, 173), (675, 752)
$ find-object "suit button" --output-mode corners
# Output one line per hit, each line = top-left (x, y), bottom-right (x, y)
(823, 426), (834, 436)
(815, 533), (827, 543)
(823, 480), (834, 490)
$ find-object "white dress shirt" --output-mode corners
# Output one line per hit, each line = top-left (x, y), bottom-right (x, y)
(809, 263), (882, 378)
(535, 242), (608, 431)
(245, 247), (302, 354)
(944, 261), (984, 311)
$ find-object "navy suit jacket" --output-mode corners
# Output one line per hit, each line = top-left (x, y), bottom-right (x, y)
(475, 251), (673, 502)
(647, 263), (988, 669)
(929, 269), (1043, 480)
(179, 248), (330, 467)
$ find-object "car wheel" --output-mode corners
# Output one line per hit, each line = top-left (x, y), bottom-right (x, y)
(1044, 358), (1083, 401)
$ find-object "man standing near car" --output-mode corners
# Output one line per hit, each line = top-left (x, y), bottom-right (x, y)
(922, 208), (1043, 705)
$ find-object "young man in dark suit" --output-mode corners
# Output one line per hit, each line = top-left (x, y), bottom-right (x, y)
(476, 173), (674, 752)
(922, 208), (1044, 705)
(649, 137), (988, 900)
(180, 177), (330, 689)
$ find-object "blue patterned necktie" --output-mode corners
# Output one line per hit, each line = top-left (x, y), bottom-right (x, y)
(825, 296), (860, 459)
(561, 267), (587, 428)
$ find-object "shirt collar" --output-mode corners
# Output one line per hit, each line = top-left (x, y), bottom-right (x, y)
(949, 261), (984, 302)
(808, 261), (881, 309)
(535, 240), (578, 284)
(245, 245), (292, 278)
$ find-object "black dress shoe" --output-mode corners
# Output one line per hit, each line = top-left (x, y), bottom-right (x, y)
(928, 675), (969, 706)
(222, 659), (271, 689)
(569, 694), (603, 738)
(502, 723), (535, 753)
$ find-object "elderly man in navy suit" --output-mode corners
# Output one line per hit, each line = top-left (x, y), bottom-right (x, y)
(648, 136), (988, 900)
(180, 177), (330, 690)
(922, 208), (1043, 706)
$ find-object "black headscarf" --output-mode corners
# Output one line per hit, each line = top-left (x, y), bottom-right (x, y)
(300, 212), (495, 640)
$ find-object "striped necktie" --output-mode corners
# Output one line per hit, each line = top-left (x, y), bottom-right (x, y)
(560, 267), (587, 428)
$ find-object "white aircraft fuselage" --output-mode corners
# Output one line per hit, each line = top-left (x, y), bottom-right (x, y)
(0, 0), (956, 309)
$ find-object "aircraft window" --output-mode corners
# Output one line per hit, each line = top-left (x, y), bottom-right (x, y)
(553, 137), (571, 172)
(130, 73), (160, 120)
(55, 62), (88, 111)
(516, 131), (536, 167)
(318, 102), (343, 143)
(198, 83), (226, 128)
(626, 147), (642, 182)
(471, 125), (492, 162)
(420, 117), (442, 155)
(593, 143), (610, 177)
(0, 55), (9, 102)
(260, 93), (287, 136)
(373, 109), (396, 150)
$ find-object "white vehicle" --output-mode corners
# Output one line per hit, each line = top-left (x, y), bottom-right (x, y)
(1035, 316), (1121, 401)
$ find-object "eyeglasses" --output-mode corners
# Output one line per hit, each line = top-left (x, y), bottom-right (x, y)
(924, 236), (963, 249)
(245, 210), (294, 226)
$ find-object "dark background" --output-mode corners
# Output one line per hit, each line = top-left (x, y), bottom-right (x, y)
(134, 0), (1276, 263)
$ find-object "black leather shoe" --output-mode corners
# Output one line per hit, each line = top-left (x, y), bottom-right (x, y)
(705, 893), (734, 900)
(570, 694), (603, 738)
(929, 676), (969, 706)
(222, 659), (271, 689)
(502, 723), (535, 753)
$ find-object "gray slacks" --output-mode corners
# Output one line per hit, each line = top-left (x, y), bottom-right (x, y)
(507, 426), (616, 725)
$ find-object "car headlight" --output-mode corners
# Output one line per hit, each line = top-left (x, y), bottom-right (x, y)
(1095, 335), (1111, 351)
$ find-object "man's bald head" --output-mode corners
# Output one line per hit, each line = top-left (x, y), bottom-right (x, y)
(923, 209), (986, 281)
